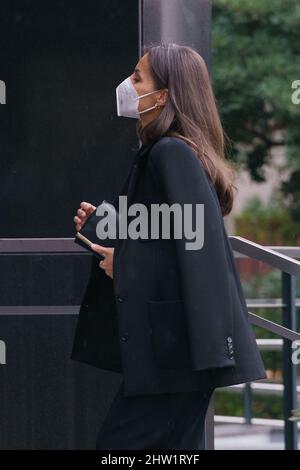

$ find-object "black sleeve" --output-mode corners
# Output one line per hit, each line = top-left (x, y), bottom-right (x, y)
(149, 137), (236, 371)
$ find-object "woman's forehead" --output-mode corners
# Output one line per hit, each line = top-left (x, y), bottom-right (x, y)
(136, 53), (150, 73)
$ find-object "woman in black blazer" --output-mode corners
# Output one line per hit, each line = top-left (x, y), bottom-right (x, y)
(72, 43), (266, 450)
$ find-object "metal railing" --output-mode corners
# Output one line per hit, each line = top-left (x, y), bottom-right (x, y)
(0, 237), (300, 449)
(204, 238), (300, 450)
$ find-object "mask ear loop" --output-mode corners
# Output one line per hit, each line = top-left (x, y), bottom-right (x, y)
(135, 88), (165, 115)
(135, 89), (162, 100)
(139, 103), (161, 115)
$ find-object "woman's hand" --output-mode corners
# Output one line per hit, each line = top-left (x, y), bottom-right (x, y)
(90, 244), (115, 279)
(73, 201), (96, 231)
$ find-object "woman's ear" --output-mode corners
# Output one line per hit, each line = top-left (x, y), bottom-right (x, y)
(157, 88), (168, 107)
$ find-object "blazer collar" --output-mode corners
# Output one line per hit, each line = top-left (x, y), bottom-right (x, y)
(124, 139), (158, 204)
(116, 140), (161, 205)
(133, 139), (157, 163)
(115, 139), (158, 249)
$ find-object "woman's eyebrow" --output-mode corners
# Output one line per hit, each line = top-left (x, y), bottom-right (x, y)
(134, 68), (142, 77)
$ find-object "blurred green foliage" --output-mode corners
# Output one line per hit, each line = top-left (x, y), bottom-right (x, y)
(212, 0), (300, 223)
(214, 264), (299, 419)
(215, 201), (300, 418)
(234, 195), (300, 245)
(214, 390), (283, 419)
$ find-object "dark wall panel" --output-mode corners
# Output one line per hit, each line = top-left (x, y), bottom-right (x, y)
(0, 0), (139, 238)
(0, 0), (138, 449)
(0, 0), (212, 450)
(0, 313), (122, 449)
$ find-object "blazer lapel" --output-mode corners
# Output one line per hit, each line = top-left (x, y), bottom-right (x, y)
(116, 140), (157, 249)
(123, 140), (156, 207)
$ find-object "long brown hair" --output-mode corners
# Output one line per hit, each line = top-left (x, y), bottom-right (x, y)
(136, 43), (237, 216)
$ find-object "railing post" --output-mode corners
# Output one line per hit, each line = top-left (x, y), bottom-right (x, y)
(282, 271), (298, 450)
(244, 382), (252, 424)
(204, 393), (215, 449)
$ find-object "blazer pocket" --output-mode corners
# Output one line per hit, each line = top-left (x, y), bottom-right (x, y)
(147, 299), (192, 369)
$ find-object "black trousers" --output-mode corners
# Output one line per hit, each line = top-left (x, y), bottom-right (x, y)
(96, 380), (214, 450)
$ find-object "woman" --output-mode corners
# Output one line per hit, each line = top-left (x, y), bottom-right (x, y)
(72, 43), (266, 450)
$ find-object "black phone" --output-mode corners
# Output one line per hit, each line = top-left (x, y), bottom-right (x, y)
(73, 200), (118, 261)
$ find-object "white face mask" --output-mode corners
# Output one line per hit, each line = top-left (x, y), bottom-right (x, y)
(116, 76), (163, 119)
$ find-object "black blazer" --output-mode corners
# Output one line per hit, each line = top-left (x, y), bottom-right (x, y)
(70, 136), (267, 397)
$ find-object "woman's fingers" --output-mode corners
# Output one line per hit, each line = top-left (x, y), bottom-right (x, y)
(73, 201), (96, 231)
(73, 215), (83, 231)
(80, 201), (96, 215)
(106, 269), (113, 279)
(90, 243), (108, 258)
(99, 262), (113, 278)
(90, 244), (114, 279)
(77, 208), (86, 217)
(74, 208), (86, 227)
(80, 201), (90, 210)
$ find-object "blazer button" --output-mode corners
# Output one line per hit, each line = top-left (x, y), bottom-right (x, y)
(117, 297), (125, 303)
(121, 333), (129, 342)
(226, 336), (234, 359)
